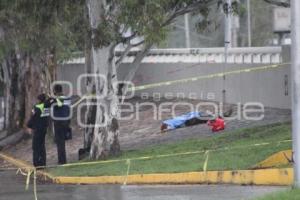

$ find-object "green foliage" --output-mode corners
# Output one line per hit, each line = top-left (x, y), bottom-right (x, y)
(196, 0), (243, 33)
(255, 189), (300, 200)
(50, 123), (292, 176)
(90, 0), (232, 47)
(250, 0), (275, 46)
(92, 18), (115, 48)
(0, 0), (240, 60)
(0, 0), (88, 62)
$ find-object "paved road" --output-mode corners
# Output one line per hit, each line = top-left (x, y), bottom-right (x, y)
(0, 171), (286, 200)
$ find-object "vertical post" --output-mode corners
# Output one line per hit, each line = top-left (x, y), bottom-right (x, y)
(223, 0), (232, 105)
(247, 0), (252, 47)
(224, 0), (232, 53)
(232, 15), (239, 47)
(291, 0), (300, 187)
(184, 13), (191, 48)
(278, 32), (284, 45)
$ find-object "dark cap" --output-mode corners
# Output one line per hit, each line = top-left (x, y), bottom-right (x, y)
(53, 84), (63, 94)
(37, 93), (47, 103)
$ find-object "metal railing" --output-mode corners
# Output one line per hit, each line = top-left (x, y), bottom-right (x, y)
(63, 47), (283, 65)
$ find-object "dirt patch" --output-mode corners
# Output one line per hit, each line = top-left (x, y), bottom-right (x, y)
(0, 98), (291, 167)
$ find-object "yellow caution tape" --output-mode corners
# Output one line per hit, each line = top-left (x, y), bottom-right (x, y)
(51, 140), (291, 169)
(33, 169), (38, 200)
(71, 94), (97, 108)
(25, 170), (33, 191)
(16, 168), (32, 191)
(0, 140), (292, 172)
(71, 95), (88, 108)
(130, 63), (290, 91)
(203, 151), (210, 172)
(123, 159), (131, 185)
(16, 168), (27, 176)
(0, 141), (293, 199)
(15, 167), (38, 200)
(67, 62), (290, 109)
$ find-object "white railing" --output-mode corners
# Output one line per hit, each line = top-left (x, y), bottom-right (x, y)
(65, 47), (283, 64)
(119, 47), (282, 64)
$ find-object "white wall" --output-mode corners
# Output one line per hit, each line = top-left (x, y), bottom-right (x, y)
(118, 62), (291, 109)
(59, 46), (291, 109)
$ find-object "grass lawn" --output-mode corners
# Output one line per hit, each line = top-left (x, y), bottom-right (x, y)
(255, 189), (300, 200)
(49, 122), (292, 177)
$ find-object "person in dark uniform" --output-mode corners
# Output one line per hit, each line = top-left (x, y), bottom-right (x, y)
(49, 84), (71, 165)
(27, 94), (50, 168)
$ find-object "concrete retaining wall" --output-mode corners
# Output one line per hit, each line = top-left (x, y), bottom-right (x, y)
(58, 46), (291, 109)
(118, 62), (291, 109)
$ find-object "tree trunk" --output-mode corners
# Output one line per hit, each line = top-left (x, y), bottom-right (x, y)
(5, 52), (23, 134)
(23, 56), (42, 124)
(89, 45), (121, 159)
(83, 19), (95, 152)
(86, 0), (155, 160)
(87, 0), (121, 159)
(1, 60), (10, 131)
(4, 50), (49, 135)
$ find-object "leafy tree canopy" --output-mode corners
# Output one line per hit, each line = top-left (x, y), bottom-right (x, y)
(0, 0), (88, 62)
(91, 0), (235, 48)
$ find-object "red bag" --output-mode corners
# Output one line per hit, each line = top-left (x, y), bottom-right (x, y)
(207, 117), (225, 132)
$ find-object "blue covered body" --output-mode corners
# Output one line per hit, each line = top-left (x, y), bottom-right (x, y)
(163, 111), (204, 130)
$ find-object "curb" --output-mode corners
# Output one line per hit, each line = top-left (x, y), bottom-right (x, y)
(54, 168), (293, 185)
(0, 152), (293, 186)
(255, 150), (292, 169)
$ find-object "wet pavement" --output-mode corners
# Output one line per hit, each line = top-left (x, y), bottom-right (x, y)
(0, 170), (286, 200)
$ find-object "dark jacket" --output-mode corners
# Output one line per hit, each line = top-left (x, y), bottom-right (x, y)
(49, 96), (71, 120)
(27, 103), (49, 130)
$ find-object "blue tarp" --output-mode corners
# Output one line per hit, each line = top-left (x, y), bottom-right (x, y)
(162, 111), (204, 130)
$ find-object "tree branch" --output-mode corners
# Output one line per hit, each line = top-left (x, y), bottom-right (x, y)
(120, 43), (152, 102)
(124, 43), (152, 83)
(263, 0), (290, 7)
(121, 31), (137, 41)
(115, 42), (132, 66)
(115, 38), (145, 67)
(163, 0), (220, 26)
(131, 39), (145, 47)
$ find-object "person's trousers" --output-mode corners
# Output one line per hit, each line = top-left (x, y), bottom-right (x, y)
(32, 129), (47, 167)
(54, 121), (67, 164)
